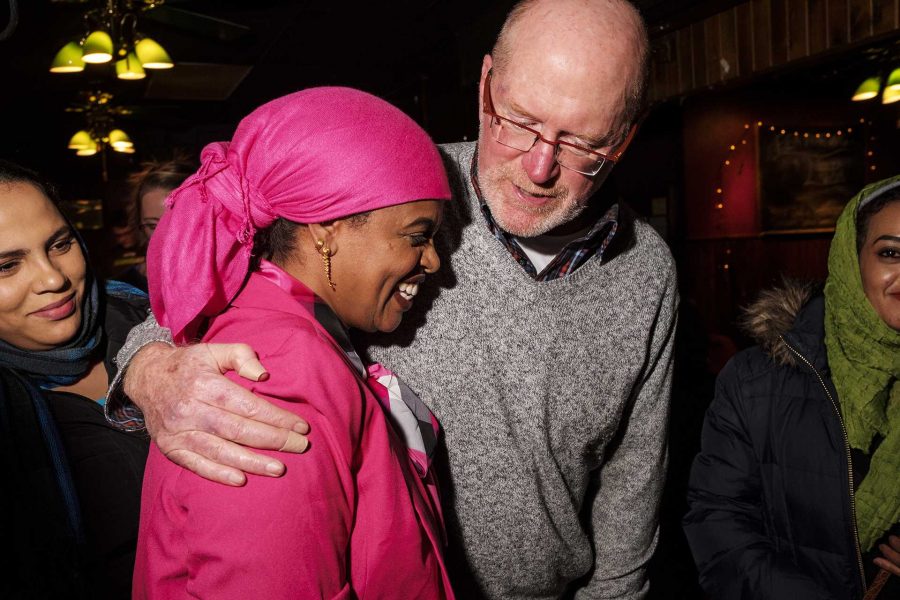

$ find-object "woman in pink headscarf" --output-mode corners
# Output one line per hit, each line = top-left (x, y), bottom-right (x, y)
(132, 88), (454, 599)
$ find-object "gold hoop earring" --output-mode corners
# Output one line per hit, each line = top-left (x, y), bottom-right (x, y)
(316, 240), (336, 290)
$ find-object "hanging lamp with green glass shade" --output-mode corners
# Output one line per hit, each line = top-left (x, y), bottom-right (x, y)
(135, 38), (173, 69)
(116, 52), (146, 80)
(49, 42), (85, 73)
(852, 76), (881, 101)
(67, 130), (95, 150)
(82, 30), (114, 64)
(882, 86), (900, 104)
(108, 129), (134, 151)
(883, 67), (900, 93)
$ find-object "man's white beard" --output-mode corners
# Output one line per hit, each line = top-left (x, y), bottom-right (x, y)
(478, 162), (587, 238)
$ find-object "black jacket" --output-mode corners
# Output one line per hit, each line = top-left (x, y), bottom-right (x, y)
(683, 283), (868, 600)
(0, 286), (149, 600)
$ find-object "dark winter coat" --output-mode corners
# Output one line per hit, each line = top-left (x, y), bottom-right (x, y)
(0, 286), (149, 600)
(683, 283), (869, 600)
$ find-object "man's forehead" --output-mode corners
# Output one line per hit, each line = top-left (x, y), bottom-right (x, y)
(493, 60), (627, 144)
(498, 0), (643, 90)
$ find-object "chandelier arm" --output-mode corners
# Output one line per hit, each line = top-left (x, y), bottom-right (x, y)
(0, 0), (19, 42)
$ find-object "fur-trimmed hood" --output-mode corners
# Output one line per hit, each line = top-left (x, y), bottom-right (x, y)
(740, 279), (821, 366)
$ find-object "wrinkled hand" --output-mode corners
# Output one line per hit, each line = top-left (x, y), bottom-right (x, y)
(874, 535), (900, 577)
(124, 342), (310, 486)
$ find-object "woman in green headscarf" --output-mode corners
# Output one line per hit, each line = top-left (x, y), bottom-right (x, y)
(684, 176), (900, 600)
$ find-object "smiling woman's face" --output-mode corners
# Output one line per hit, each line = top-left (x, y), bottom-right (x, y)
(328, 200), (443, 333)
(0, 182), (86, 350)
(859, 200), (900, 332)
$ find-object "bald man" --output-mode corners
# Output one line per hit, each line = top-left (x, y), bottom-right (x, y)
(111, 1), (677, 597)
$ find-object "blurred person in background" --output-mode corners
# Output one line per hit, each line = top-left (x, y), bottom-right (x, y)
(115, 157), (195, 292)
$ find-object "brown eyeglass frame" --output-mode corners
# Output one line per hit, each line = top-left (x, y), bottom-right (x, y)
(481, 69), (640, 167)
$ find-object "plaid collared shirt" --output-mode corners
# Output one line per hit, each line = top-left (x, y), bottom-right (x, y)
(470, 152), (619, 281)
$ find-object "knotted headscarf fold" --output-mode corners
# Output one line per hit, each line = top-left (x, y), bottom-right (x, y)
(148, 87), (451, 343)
(824, 175), (900, 551)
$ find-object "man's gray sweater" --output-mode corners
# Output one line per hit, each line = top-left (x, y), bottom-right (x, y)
(365, 142), (677, 599)
(114, 141), (677, 599)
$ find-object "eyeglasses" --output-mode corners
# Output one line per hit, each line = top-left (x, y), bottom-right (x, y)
(481, 69), (638, 176)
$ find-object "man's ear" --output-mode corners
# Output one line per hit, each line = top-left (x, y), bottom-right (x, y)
(307, 221), (339, 255)
(479, 54), (493, 114)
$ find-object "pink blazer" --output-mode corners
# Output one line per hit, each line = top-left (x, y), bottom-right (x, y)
(133, 267), (453, 599)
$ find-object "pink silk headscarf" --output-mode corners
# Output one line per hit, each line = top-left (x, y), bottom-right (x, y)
(147, 87), (451, 344)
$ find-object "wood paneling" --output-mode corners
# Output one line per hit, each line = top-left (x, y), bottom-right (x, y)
(648, 0), (900, 101)
(752, 0), (773, 70)
(736, 3), (755, 76)
(808, 0), (828, 53)
(664, 37), (680, 99)
(720, 10), (739, 79)
(850, 0), (874, 41)
(788, 0), (809, 60)
(692, 22), (708, 87)
(872, 0), (897, 34)
(705, 17), (722, 83)
(649, 61), (658, 103)
(828, 0), (850, 47)
(770, 0), (789, 65)
(678, 28), (695, 89)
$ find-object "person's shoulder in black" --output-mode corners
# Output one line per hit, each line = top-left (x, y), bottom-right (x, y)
(684, 281), (867, 600)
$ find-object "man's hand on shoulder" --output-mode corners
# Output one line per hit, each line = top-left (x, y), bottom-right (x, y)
(124, 342), (310, 486)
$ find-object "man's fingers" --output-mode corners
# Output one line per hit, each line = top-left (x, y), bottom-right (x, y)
(202, 377), (310, 435)
(196, 405), (310, 454)
(238, 360), (269, 382)
(160, 432), (292, 481)
(163, 448), (248, 486)
(279, 431), (310, 453)
(206, 343), (269, 381)
(130, 341), (311, 483)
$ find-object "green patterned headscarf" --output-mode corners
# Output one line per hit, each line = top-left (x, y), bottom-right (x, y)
(824, 176), (900, 552)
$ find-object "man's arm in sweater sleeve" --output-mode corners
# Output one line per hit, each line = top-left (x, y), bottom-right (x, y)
(104, 312), (311, 485)
(576, 269), (678, 599)
(105, 311), (174, 430)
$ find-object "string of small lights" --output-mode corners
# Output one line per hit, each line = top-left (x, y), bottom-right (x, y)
(713, 118), (874, 210)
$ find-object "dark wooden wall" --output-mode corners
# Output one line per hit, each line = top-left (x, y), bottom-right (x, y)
(670, 85), (900, 343)
(649, 0), (900, 101)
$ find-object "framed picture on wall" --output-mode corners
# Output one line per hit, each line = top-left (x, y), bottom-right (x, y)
(758, 125), (865, 233)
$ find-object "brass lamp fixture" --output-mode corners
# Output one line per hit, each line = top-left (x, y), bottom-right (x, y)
(66, 91), (137, 157)
(49, 0), (174, 79)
